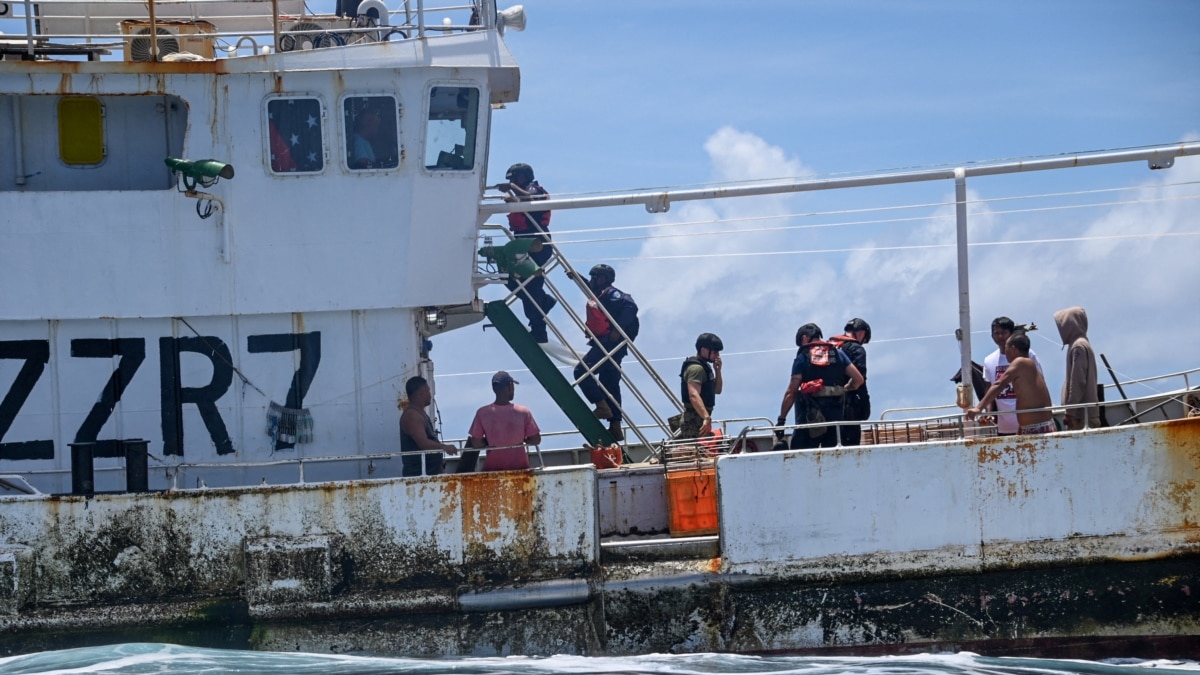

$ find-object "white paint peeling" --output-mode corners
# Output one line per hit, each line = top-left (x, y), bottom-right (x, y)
(718, 419), (1200, 577)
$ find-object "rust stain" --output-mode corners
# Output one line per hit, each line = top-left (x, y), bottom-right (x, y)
(977, 439), (1043, 467)
(1159, 418), (1200, 538)
(458, 472), (537, 546)
(1161, 417), (1200, 467)
(20, 61), (225, 75)
(977, 446), (1003, 464)
(293, 312), (306, 334)
(705, 557), (721, 573)
(273, 75), (285, 95)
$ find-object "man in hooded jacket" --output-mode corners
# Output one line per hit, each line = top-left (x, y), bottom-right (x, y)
(1053, 306), (1100, 430)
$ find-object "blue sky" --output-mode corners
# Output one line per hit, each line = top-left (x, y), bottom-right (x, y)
(431, 0), (1200, 445)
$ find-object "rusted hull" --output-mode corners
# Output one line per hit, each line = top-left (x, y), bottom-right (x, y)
(1, 419), (1199, 658)
(1, 556), (1197, 658)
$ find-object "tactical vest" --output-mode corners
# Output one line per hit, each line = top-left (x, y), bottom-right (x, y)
(679, 356), (715, 410)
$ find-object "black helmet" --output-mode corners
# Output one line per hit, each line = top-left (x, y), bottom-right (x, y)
(844, 317), (872, 344)
(696, 332), (724, 352)
(588, 263), (615, 285)
(505, 163), (534, 182)
(795, 323), (823, 347)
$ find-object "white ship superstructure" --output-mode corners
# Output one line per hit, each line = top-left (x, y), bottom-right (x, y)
(1, 0), (521, 491)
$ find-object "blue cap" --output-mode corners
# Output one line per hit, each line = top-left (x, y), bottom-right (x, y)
(492, 371), (518, 387)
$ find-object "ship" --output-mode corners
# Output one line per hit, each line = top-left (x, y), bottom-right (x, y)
(1, 0), (1199, 659)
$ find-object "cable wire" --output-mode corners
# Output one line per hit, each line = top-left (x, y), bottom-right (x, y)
(550, 193), (1200, 247)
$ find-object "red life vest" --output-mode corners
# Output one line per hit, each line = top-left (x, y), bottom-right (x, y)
(585, 299), (611, 338)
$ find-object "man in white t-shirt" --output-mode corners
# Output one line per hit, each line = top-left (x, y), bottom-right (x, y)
(983, 317), (1043, 435)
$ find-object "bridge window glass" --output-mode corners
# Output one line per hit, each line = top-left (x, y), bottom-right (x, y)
(58, 97), (105, 166)
(425, 86), (478, 171)
(344, 96), (399, 171)
(266, 97), (324, 174)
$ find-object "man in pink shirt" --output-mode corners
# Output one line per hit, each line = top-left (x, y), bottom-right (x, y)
(468, 371), (542, 471)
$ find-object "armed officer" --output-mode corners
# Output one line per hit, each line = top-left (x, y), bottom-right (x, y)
(495, 163), (555, 343)
(678, 333), (724, 439)
(573, 264), (639, 441)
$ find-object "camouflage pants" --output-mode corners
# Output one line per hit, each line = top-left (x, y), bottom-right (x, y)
(676, 408), (708, 439)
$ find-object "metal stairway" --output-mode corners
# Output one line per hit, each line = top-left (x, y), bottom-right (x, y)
(479, 232), (683, 454)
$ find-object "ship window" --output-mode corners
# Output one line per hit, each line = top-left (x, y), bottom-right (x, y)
(58, 97), (105, 166)
(425, 86), (478, 171)
(266, 97), (325, 174)
(343, 96), (399, 171)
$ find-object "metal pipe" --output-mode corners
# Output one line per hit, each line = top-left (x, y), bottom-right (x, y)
(1117, 393), (1188, 426)
(955, 168), (974, 410)
(1101, 353), (1139, 422)
(23, 0), (33, 58)
(481, 143), (1200, 216)
(11, 97), (25, 187)
(271, 0), (280, 54)
(148, 0), (158, 60)
(458, 578), (589, 612)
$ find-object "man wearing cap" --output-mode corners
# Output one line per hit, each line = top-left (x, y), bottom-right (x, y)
(468, 371), (542, 471)
(495, 163), (556, 343)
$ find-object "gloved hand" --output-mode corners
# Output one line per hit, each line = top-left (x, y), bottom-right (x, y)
(799, 378), (824, 396)
(773, 416), (787, 441)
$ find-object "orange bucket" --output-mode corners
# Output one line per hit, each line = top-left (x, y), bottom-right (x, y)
(666, 466), (718, 536)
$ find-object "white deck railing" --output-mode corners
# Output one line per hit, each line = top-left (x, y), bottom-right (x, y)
(0, 0), (495, 61)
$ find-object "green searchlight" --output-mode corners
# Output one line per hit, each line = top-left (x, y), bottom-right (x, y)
(479, 238), (541, 279)
(165, 157), (235, 190)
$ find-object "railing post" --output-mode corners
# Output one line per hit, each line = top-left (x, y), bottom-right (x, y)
(23, 0), (35, 58)
(954, 168), (974, 411)
(271, 0), (280, 54)
(148, 0), (159, 60)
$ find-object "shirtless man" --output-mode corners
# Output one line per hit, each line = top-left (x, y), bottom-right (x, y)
(966, 333), (1055, 434)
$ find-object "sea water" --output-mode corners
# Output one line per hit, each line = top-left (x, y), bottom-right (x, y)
(0, 644), (1197, 675)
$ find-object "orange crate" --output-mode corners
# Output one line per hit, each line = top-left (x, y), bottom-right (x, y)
(666, 467), (718, 537)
